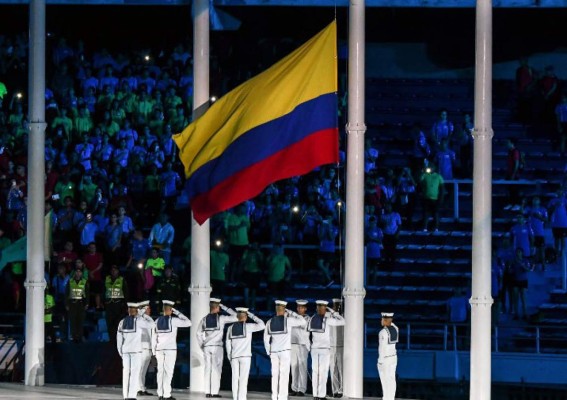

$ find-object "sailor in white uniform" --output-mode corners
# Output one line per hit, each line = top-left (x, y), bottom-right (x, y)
(197, 297), (238, 398)
(153, 300), (192, 400)
(264, 300), (307, 400)
(329, 298), (344, 398)
(308, 300), (345, 400)
(290, 299), (310, 397)
(117, 302), (155, 400)
(377, 312), (398, 400)
(137, 299), (155, 397)
(226, 307), (266, 400)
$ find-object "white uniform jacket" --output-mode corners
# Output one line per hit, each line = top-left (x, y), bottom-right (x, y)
(291, 314), (311, 350)
(197, 307), (239, 348)
(140, 313), (156, 350)
(226, 313), (265, 360)
(117, 315), (155, 355)
(309, 311), (345, 350)
(378, 323), (399, 363)
(153, 311), (192, 351)
(263, 310), (307, 355)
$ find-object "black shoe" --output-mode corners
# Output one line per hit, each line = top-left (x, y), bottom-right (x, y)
(296, 393), (305, 397)
(212, 395), (222, 398)
(290, 392), (298, 396)
(143, 391), (154, 396)
(334, 394), (343, 398)
(138, 391), (146, 396)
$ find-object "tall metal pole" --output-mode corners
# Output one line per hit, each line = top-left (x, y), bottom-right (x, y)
(24, 0), (46, 387)
(189, 0), (211, 392)
(343, 0), (366, 398)
(470, 0), (493, 399)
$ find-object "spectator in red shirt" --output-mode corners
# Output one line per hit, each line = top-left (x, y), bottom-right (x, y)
(83, 241), (104, 310)
(54, 240), (79, 273)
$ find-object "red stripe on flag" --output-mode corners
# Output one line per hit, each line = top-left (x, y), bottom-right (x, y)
(191, 128), (339, 224)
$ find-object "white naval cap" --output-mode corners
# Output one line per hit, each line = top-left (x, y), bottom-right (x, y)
(296, 299), (309, 306)
(275, 300), (288, 306)
(162, 300), (175, 306)
(316, 300), (329, 306)
(332, 298), (342, 303)
(127, 302), (138, 308)
(210, 297), (222, 303)
(381, 312), (394, 318)
(139, 300), (150, 307)
(235, 307), (249, 313)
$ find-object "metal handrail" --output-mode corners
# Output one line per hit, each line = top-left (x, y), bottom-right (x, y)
(363, 321), (567, 354)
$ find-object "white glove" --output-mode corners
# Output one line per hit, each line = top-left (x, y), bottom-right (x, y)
(327, 307), (335, 314)
(220, 304), (228, 311)
(137, 308), (145, 316)
(172, 308), (179, 315)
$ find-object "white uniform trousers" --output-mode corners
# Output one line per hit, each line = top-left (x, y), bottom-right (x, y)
(122, 352), (142, 399)
(377, 356), (397, 400)
(330, 346), (343, 395)
(270, 350), (291, 400)
(138, 348), (152, 392)
(230, 357), (251, 400)
(311, 348), (330, 399)
(290, 344), (309, 393)
(156, 350), (177, 398)
(204, 346), (224, 395)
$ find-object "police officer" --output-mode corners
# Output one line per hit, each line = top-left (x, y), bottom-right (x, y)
(138, 300), (156, 397)
(117, 302), (155, 400)
(264, 300), (307, 400)
(290, 299), (310, 397)
(196, 298), (238, 398)
(226, 307), (265, 400)
(153, 300), (192, 400)
(66, 264), (89, 343)
(377, 312), (398, 400)
(105, 264), (129, 342)
(329, 298), (344, 398)
(308, 300), (345, 400)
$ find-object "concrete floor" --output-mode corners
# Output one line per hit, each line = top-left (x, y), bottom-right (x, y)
(0, 383), (415, 400)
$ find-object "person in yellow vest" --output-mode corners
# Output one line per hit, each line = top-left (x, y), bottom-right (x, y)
(66, 264), (90, 343)
(45, 285), (56, 343)
(105, 264), (129, 342)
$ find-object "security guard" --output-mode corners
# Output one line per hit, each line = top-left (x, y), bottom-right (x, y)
(117, 302), (155, 400)
(153, 300), (192, 400)
(308, 300), (345, 400)
(329, 298), (344, 398)
(264, 300), (307, 400)
(226, 307), (265, 400)
(196, 297), (238, 398)
(377, 312), (398, 400)
(138, 300), (156, 397)
(66, 264), (89, 343)
(154, 264), (181, 307)
(290, 299), (310, 396)
(105, 264), (129, 342)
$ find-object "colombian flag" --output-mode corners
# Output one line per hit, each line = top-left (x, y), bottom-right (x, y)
(173, 21), (339, 224)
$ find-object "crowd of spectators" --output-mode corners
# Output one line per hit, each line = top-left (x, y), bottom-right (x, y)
(2, 32), (567, 343)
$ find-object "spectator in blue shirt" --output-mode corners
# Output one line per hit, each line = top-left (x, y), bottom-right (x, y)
(78, 212), (98, 251)
(547, 188), (567, 255)
(380, 202), (402, 267)
(431, 109), (454, 148)
(435, 138), (456, 180)
(523, 196), (548, 271)
(365, 216), (383, 285)
(509, 214), (534, 261)
(511, 247), (532, 321)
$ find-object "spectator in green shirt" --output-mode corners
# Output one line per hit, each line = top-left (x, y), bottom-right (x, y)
(420, 164), (445, 232)
(224, 204), (250, 282)
(210, 241), (229, 297)
(241, 242), (264, 309)
(266, 244), (291, 308)
(145, 247), (165, 292)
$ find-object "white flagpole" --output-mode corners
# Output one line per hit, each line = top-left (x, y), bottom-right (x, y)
(470, 0), (493, 399)
(189, 0), (212, 393)
(25, 0), (47, 387)
(343, 0), (366, 398)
